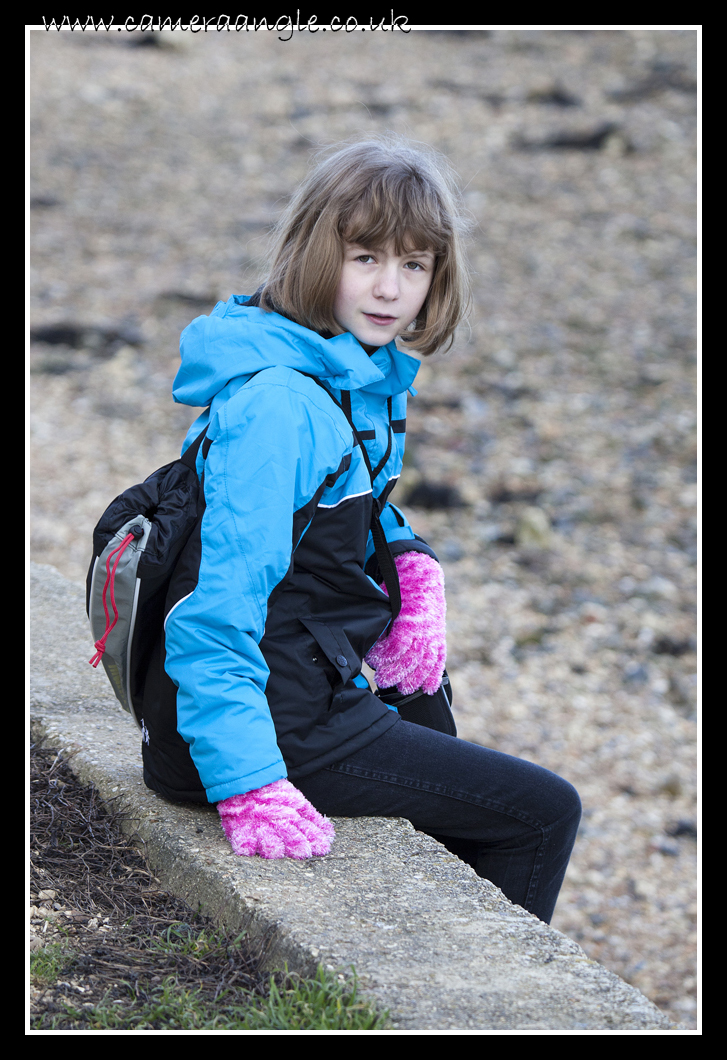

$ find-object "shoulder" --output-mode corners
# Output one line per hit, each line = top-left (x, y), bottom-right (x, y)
(211, 368), (353, 460)
(245, 365), (333, 402)
(233, 368), (347, 428)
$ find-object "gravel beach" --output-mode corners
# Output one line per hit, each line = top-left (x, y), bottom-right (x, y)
(29, 28), (698, 1029)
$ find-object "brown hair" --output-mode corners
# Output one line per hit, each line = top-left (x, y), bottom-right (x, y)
(256, 137), (472, 355)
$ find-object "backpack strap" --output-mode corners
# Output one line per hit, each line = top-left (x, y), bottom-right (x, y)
(179, 425), (210, 471)
(306, 377), (402, 621)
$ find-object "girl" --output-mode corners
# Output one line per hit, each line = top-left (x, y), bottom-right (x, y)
(143, 138), (580, 925)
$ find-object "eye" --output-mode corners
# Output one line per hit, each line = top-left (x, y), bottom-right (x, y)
(355, 254), (376, 264)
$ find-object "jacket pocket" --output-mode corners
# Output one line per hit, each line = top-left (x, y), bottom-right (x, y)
(299, 617), (360, 690)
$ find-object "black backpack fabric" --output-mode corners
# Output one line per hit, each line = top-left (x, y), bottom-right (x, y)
(86, 428), (210, 728)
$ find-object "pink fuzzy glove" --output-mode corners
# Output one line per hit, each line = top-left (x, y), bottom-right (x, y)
(365, 551), (446, 696)
(217, 779), (335, 859)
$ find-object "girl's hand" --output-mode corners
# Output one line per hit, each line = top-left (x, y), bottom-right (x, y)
(217, 779), (335, 858)
(365, 551), (446, 695)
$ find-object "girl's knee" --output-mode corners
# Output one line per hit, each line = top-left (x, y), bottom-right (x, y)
(556, 776), (582, 832)
(543, 771), (581, 829)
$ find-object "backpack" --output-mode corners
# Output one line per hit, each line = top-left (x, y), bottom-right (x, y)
(86, 376), (402, 730)
(86, 427), (210, 729)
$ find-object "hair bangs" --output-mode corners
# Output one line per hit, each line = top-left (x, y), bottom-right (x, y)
(340, 174), (450, 257)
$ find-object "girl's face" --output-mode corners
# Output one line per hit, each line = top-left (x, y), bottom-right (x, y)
(332, 241), (436, 349)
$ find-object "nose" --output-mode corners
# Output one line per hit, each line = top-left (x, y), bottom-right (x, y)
(373, 262), (400, 301)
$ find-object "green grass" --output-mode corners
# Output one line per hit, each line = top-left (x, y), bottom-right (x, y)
(45, 966), (388, 1031)
(237, 966), (389, 1031)
(30, 941), (73, 988)
(37, 964), (389, 1031)
(31, 923), (389, 1031)
(145, 921), (235, 959)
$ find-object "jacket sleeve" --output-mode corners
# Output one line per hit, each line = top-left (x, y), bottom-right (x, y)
(163, 370), (353, 804)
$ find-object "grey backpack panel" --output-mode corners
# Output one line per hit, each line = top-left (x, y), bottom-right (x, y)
(88, 515), (152, 727)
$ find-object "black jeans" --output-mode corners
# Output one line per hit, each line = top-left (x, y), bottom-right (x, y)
(296, 717), (581, 924)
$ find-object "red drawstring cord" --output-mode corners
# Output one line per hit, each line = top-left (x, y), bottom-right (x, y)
(89, 532), (135, 667)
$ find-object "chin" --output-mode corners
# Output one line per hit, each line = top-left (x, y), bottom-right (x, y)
(355, 329), (398, 347)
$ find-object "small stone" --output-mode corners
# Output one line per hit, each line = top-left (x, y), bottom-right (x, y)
(666, 819), (697, 839)
(405, 481), (466, 510)
(657, 775), (683, 797)
(650, 836), (680, 856)
(440, 539), (464, 562)
(640, 576), (679, 601)
(515, 507), (551, 549)
(623, 661), (649, 685)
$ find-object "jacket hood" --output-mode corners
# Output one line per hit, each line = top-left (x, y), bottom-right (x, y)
(173, 295), (421, 408)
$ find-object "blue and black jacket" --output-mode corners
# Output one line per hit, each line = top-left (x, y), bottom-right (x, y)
(139, 296), (437, 804)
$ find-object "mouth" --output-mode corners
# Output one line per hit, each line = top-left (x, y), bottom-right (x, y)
(364, 313), (397, 326)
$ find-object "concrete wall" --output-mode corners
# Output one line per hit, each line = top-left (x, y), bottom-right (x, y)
(29, 562), (677, 1030)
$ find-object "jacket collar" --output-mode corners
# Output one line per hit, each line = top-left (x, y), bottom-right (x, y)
(173, 297), (420, 407)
